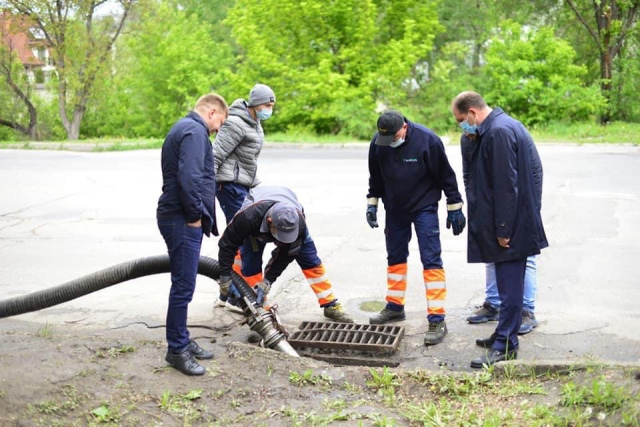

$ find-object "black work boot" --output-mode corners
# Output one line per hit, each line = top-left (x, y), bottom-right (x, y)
(187, 340), (214, 360)
(475, 332), (498, 348)
(470, 348), (518, 369)
(467, 301), (500, 324)
(165, 348), (206, 376)
(369, 307), (405, 324)
(424, 320), (448, 346)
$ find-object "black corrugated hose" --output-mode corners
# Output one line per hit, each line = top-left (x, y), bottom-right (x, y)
(0, 255), (253, 319)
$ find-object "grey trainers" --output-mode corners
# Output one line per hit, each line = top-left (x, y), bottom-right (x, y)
(467, 301), (499, 324)
(324, 303), (354, 323)
(369, 307), (406, 324)
(424, 320), (448, 346)
(518, 310), (539, 335)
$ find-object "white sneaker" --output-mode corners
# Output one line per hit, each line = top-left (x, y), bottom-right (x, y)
(225, 301), (244, 314)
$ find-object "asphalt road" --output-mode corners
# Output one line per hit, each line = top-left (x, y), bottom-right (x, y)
(1, 144), (639, 370)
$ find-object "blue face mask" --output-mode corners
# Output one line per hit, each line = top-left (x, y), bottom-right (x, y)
(460, 121), (477, 134)
(256, 108), (272, 121)
(459, 113), (477, 134)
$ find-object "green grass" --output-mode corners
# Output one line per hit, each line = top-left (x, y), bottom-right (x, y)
(2, 121), (639, 151)
(530, 121), (640, 144)
(0, 138), (163, 151)
(266, 131), (367, 144)
(444, 121), (640, 145)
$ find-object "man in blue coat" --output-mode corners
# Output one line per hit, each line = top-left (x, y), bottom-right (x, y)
(366, 110), (466, 346)
(157, 93), (228, 375)
(451, 91), (548, 367)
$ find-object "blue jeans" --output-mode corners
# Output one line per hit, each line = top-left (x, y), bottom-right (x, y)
(158, 216), (203, 353)
(486, 255), (537, 312)
(216, 182), (249, 224)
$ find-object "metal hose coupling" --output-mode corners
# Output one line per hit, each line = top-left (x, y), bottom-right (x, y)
(242, 298), (299, 357)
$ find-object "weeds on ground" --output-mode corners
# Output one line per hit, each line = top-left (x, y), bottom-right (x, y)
(289, 369), (332, 388)
(95, 345), (135, 359)
(367, 367), (401, 404)
(90, 404), (120, 423)
(280, 406), (378, 427)
(36, 322), (54, 339)
(157, 389), (204, 422)
(561, 376), (630, 410)
(408, 369), (492, 397)
(28, 385), (83, 417)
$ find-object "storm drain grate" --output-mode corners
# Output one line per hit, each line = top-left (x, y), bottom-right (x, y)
(288, 322), (404, 353)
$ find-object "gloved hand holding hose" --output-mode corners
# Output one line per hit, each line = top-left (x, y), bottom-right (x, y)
(255, 279), (272, 307)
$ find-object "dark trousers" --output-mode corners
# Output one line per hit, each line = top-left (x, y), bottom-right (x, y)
(385, 204), (445, 322)
(239, 230), (335, 307)
(158, 216), (203, 353)
(215, 182), (249, 224)
(493, 257), (527, 352)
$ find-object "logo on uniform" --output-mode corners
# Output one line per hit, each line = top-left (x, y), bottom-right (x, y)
(403, 158), (418, 163)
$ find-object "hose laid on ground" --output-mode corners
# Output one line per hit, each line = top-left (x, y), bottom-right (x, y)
(0, 254), (299, 356)
(0, 255), (236, 319)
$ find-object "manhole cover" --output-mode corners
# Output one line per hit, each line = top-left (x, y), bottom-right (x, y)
(288, 322), (404, 353)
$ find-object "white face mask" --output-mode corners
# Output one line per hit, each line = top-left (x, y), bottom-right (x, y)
(390, 137), (405, 148)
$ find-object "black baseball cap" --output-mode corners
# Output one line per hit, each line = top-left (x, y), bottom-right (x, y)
(375, 110), (405, 146)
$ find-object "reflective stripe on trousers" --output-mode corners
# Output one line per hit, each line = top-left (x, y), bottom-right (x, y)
(424, 268), (446, 316)
(302, 264), (335, 306)
(386, 263), (407, 306)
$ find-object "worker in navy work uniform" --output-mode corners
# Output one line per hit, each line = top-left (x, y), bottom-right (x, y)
(217, 185), (355, 323)
(450, 91), (548, 367)
(366, 110), (466, 346)
(157, 93), (228, 376)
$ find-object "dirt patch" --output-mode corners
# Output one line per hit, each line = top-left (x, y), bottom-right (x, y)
(0, 319), (638, 426)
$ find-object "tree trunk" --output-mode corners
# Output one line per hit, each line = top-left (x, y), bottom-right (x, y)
(67, 108), (84, 140)
(600, 50), (612, 124)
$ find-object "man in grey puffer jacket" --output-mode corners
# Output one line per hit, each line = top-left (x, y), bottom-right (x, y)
(213, 84), (276, 310)
(214, 84), (275, 223)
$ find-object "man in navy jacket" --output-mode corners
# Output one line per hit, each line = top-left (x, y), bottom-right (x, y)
(451, 91), (548, 368)
(366, 110), (466, 346)
(157, 93), (228, 375)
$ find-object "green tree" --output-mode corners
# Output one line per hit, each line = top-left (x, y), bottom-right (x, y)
(7, 0), (136, 139)
(0, 12), (39, 139)
(483, 23), (605, 126)
(82, 0), (233, 138)
(565, 0), (640, 123)
(226, 0), (442, 138)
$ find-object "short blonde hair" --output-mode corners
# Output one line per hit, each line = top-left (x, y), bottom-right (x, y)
(195, 93), (229, 117)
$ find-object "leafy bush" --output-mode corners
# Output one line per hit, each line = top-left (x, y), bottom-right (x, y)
(482, 22), (606, 127)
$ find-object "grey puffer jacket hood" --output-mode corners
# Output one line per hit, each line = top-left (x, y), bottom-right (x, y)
(213, 98), (265, 187)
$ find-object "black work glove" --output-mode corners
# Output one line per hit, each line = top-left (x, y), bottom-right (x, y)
(254, 279), (272, 307)
(446, 208), (466, 236)
(366, 205), (379, 228)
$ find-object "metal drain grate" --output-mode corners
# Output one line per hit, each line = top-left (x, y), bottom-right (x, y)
(288, 322), (404, 353)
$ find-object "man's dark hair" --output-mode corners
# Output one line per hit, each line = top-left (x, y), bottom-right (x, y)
(451, 91), (488, 114)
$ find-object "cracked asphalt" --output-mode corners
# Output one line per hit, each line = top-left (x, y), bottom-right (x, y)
(1, 145), (639, 371)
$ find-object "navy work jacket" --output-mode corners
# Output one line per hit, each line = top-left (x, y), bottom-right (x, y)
(368, 119), (462, 213)
(461, 108), (548, 263)
(157, 111), (218, 236)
